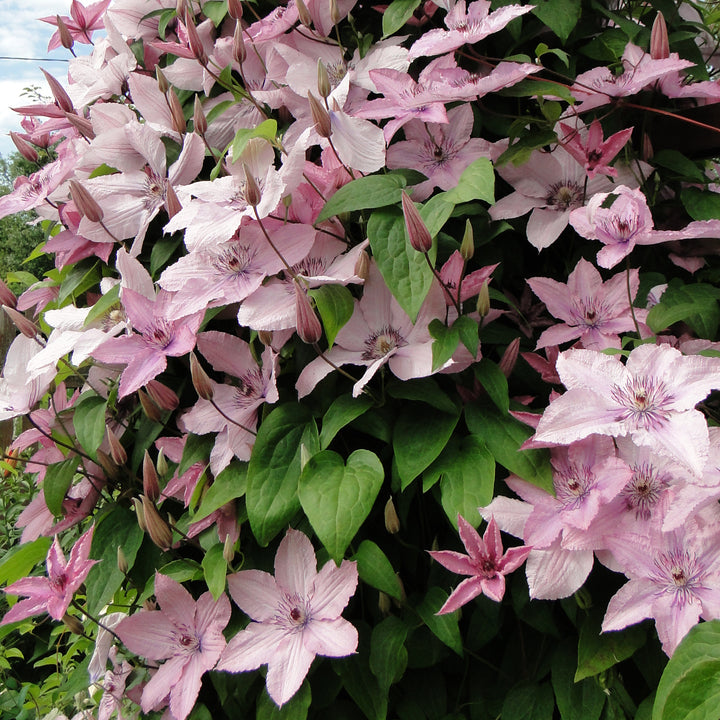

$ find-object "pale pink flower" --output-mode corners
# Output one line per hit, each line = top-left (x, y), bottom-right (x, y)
(531, 343), (720, 476)
(40, 0), (111, 50)
(117, 573), (230, 720)
(1, 525), (97, 625)
(96, 647), (132, 720)
(430, 515), (531, 613)
(217, 528), (358, 707)
(527, 257), (647, 350)
(559, 119), (634, 179)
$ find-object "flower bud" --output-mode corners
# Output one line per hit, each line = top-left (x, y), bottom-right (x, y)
(133, 497), (147, 532)
(176, 0), (186, 17)
(258, 330), (273, 346)
(4, 305), (38, 338)
(499, 337), (520, 378)
(378, 591), (391, 616)
(9, 132), (38, 163)
(117, 546), (129, 574)
(651, 12), (669, 60)
(384, 497), (400, 534)
(164, 182), (182, 219)
(143, 450), (160, 502)
(329, 0), (340, 26)
(157, 449), (168, 478)
(354, 250), (369, 282)
(106, 427), (127, 466)
(41, 69), (74, 114)
(460, 219), (474, 261)
(142, 495), (173, 549)
(193, 97), (207, 136)
(69, 180), (104, 223)
(56, 15), (75, 51)
(308, 92), (332, 138)
(243, 164), (262, 207)
(294, 282), (323, 344)
(190, 352), (214, 401)
(233, 20), (247, 64)
(401, 190), (432, 253)
(184, 9), (208, 66)
(156, 66), (170, 94)
(64, 111), (95, 139)
(62, 613), (85, 635)
(228, 0), (243, 20)
(223, 534), (236, 564)
(96, 450), (119, 481)
(167, 88), (186, 136)
(146, 380), (179, 410)
(138, 388), (163, 423)
(296, 0), (312, 27)
(0, 279), (17, 309)
(317, 60), (331, 99)
(476, 280), (490, 318)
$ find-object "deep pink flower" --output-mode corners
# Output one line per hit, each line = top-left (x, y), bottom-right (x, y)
(117, 573), (231, 720)
(40, 0), (111, 50)
(217, 528), (358, 707)
(430, 515), (531, 613)
(559, 119), (634, 179)
(1, 525), (97, 625)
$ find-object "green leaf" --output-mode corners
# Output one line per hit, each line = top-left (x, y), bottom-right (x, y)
(73, 393), (107, 456)
(474, 359), (510, 415)
(58, 261), (100, 304)
(256, 681), (311, 720)
(575, 609), (647, 682)
(653, 151), (706, 182)
(0, 537), (51, 586)
(532, 0), (581, 41)
(203, 0), (228, 26)
(205, 99), (235, 126)
(454, 315), (479, 358)
(85, 506), (145, 615)
(150, 234), (182, 276)
(370, 616), (408, 691)
(415, 587), (463, 655)
(309, 284), (354, 346)
(44, 457), (79, 517)
(653, 620), (720, 720)
(159, 559), (204, 584)
(443, 158), (495, 205)
(382, 0), (422, 36)
(231, 119), (277, 161)
(393, 403), (461, 489)
(316, 174), (408, 223)
(646, 281), (720, 338)
(84, 283), (120, 327)
(299, 449), (384, 562)
(88, 163), (119, 178)
(496, 129), (559, 167)
(552, 640), (606, 720)
(681, 187), (720, 221)
(193, 462), (247, 523)
(337, 652), (387, 720)
(501, 79), (575, 104)
(502, 682), (555, 720)
(246, 404), (318, 546)
(202, 543), (227, 600)
(437, 436), (495, 528)
(157, 7), (176, 39)
(465, 404), (554, 493)
(429, 319), (460, 372)
(387, 377), (459, 414)
(353, 540), (403, 600)
(179, 433), (214, 475)
(320, 394), (374, 450)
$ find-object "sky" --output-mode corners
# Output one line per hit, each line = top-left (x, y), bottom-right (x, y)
(0, 0), (89, 157)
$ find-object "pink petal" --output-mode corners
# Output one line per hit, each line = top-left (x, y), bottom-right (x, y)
(526, 544), (593, 599)
(275, 529), (317, 596)
(140, 653), (185, 714)
(311, 559), (358, 620)
(117, 610), (180, 660)
(266, 633), (316, 707)
(437, 577), (484, 614)
(226, 569), (281, 622)
(428, 550), (476, 576)
(216, 622), (287, 673)
(303, 617), (358, 657)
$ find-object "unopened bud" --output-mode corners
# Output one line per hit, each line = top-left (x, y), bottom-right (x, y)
(296, 0), (312, 27)
(117, 546), (129, 574)
(133, 497), (147, 532)
(384, 497), (400, 534)
(193, 97), (207, 135)
(308, 92), (332, 138)
(243, 164), (262, 207)
(167, 88), (186, 136)
(651, 12), (669, 60)
(146, 380), (179, 410)
(0, 279), (17, 309)
(329, 0), (340, 26)
(401, 190), (432, 253)
(62, 613), (85, 635)
(317, 61), (331, 99)
(176, 0), (186, 17)
(460, 219), (474, 261)
(156, 449), (168, 478)
(378, 591), (391, 616)
(4, 305), (38, 338)
(184, 9), (208, 65)
(106, 427), (127, 465)
(258, 330), (273, 346)
(164, 182), (182, 219)
(575, 586), (592, 610)
(476, 280), (490, 318)
(190, 352), (214, 401)
(96, 450), (119, 480)
(294, 283), (323, 344)
(69, 180), (104, 223)
(394, 574), (407, 607)
(233, 21), (247, 64)
(142, 495), (173, 549)
(64, 112), (95, 139)
(641, 131), (654, 162)
(41, 69), (74, 114)
(156, 66), (169, 94)
(56, 15), (75, 51)
(228, 0), (243, 20)
(138, 388), (163, 422)
(354, 250), (370, 282)
(223, 534), (235, 564)
(499, 337), (519, 378)
(9, 132), (38, 163)
(143, 450), (160, 502)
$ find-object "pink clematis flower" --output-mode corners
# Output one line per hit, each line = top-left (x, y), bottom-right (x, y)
(559, 119), (634, 179)
(429, 515), (531, 613)
(40, 0), (111, 50)
(116, 573), (231, 720)
(531, 343), (720, 477)
(527, 257), (647, 350)
(1, 525), (97, 626)
(217, 528), (358, 707)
